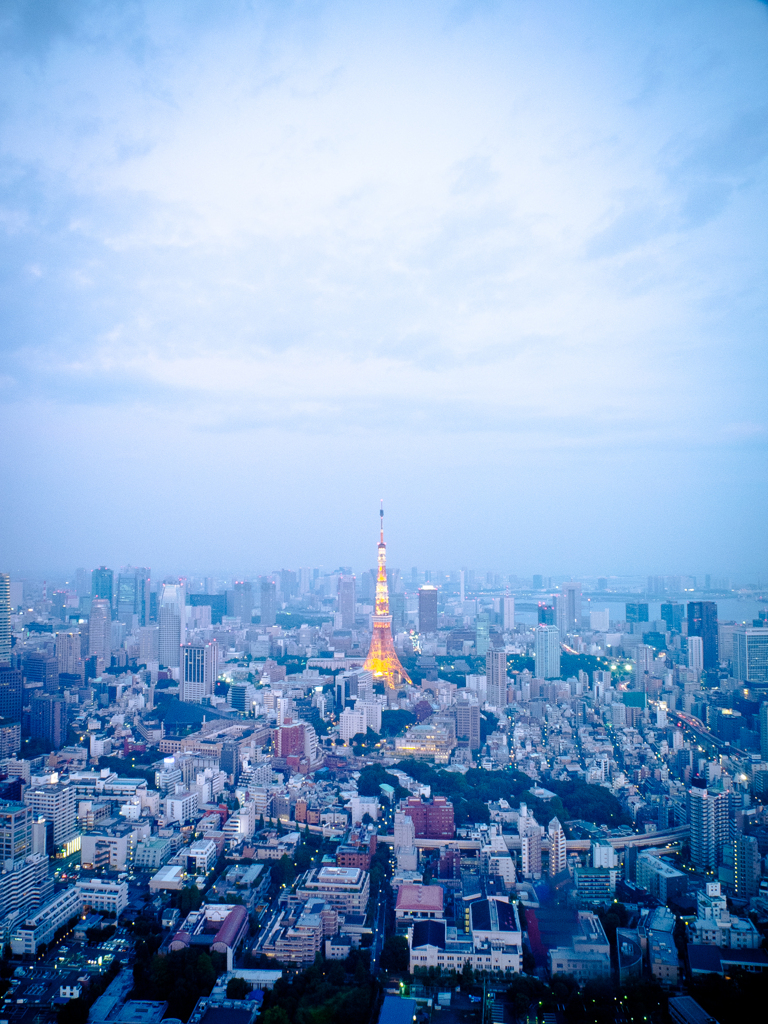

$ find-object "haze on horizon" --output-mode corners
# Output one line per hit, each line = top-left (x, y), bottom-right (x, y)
(1, 0), (766, 578)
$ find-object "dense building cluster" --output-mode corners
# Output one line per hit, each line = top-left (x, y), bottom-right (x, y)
(0, 550), (766, 1024)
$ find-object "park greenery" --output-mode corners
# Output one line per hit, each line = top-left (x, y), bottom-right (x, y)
(258, 957), (376, 1024)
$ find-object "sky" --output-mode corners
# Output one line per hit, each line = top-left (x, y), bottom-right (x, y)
(1, 0), (767, 579)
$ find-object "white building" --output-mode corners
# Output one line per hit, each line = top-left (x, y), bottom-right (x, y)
(76, 878), (128, 916)
(339, 708), (367, 743)
(164, 790), (198, 824)
(158, 583), (186, 669)
(88, 600), (112, 664)
(11, 887), (83, 955)
(180, 641), (219, 703)
(535, 625), (561, 679)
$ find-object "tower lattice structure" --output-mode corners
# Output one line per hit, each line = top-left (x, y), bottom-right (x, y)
(363, 504), (412, 691)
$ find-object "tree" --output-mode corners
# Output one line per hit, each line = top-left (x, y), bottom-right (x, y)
(380, 935), (409, 973)
(226, 977), (252, 999)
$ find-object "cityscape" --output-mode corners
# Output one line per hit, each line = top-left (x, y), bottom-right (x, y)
(2, 4), (767, 1024)
(0, 510), (767, 1024)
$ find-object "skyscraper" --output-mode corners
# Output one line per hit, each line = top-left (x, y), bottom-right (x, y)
(158, 583), (186, 668)
(733, 628), (768, 684)
(538, 603), (555, 625)
(91, 567), (114, 604)
(338, 576), (356, 629)
(502, 596), (515, 632)
(687, 636), (704, 674)
(0, 663), (22, 720)
(661, 602), (684, 632)
(55, 630), (83, 680)
(363, 505), (411, 693)
(535, 624), (561, 679)
(260, 579), (277, 627)
(759, 703), (768, 761)
(180, 641), (219, 703)
(116, 567), (150, 628)
(687, 601), (718, 669)
(688, 778), (729, 873)
(30, 693), (65, 749)
(626, 602), (649, 624)
(560, 583), (582, 633)
(0, 574), (10, 664)
(88, 599), (112, 665)
(229, 581), (254, 623)
(418, 585), (438, 634)
(486, 650), (507, 707)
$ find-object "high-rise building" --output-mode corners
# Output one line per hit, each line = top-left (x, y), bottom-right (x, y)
(535, 624), (561, 679)
(116, 567), (150, 628)
(338, 576), (356, 630)
(475, 614), (490, 656)
(23, 652), (58, 693)
(560, 583), (582, 633)
(91, 567), (114, 604)
(759, 703), (768, 761)
(180, 641), (219, 703)
(260, 580), (277, 627)
(486, 650), (507, 707)
(30, 693), (65, 750)
(733, 628), (768, 684)
(661, 602), (684, 632)
(687, 601), (718, 669)
(75, 568), (91, 598)
(538, 603), (555, 625)
(363, 505), (411, 693)
(88, 599), (112, 664)
(687, 635), (703, 673)
(55, 630), (83, 680)
(733, 834), (760, 898)
(24, 785), (77, 847)
(688, 778), (729, 872)
(0, 574), (11, 664)
(418, 585), (438, 634)
(0, 663), (22, 720)
(453, 698), (480, 750)
(626, 603), (649, 624)
(220, 741), (240, 783)
(158, 583), (186, 668)
(0, 800), (33, 868)
(589, 608), (610, 632)
(229, 581), (254, 623)
(502, 596), (515, 632)
(548, 817), (567, 877)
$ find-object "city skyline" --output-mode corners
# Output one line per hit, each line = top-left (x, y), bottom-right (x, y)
(1, 1), (767, 575)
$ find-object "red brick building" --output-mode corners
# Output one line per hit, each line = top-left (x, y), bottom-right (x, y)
(336, 824), (378, 870)
(272, 724), (305, 757)
(401, 795), (455, 839)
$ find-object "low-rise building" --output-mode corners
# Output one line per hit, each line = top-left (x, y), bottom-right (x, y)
(134, 837), (173, 870)
(548, 912), (611, 984)
(295, 866), (370, 915)
(10, 886), (83, 955)
(76, 879), (129, 916)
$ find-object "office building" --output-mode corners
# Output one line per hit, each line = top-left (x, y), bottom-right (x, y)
(158, 583), (186, 668)
(502, 595), (515, 631)
(486, 650), (508, 707)
(229, 581), (254, 623)
(453, 698), (480, 751)
(23, 651), (58, 693)
(538, 603), (555, 625)
(0, 663), (22, 721)
(418, 585), (438, 634)
(475, 614), (490, 656)
(260, 580), (277, 627)
(760, 703), (768, 761)
(558, 583), (582, 634)
(0, 800), (33, 867)
(338, 576), (356, 629)
(91, 566), (114, 604)
(24, 784), (77, 847)
(535, 624), (561, 679)
(661, 602), (684, 632)
(589, 608), (609, 632)
(635, 852), (687, 902)
(89, 598), (112, 664)
(30, 693), (66, 749)
(0, 574), (10, 664)
(116, 566), (150, 628)
(626, 603), (649, 624)
(180, 641), (219, 703)
(55, 630), (83, 680)
(295, 866), (370, 915)
(733, 627), (768, 684)
(687, 601), (718, 669)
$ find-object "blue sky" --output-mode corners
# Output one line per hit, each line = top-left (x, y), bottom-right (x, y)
(1, 0), (766, 578)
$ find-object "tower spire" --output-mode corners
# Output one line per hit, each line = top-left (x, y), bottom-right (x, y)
(364, 503), (411, 693)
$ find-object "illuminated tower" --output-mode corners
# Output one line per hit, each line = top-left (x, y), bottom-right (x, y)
(363, 504), (411, 692)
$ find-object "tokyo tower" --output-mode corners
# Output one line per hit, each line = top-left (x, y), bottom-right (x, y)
(363, 503), (412, 692)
